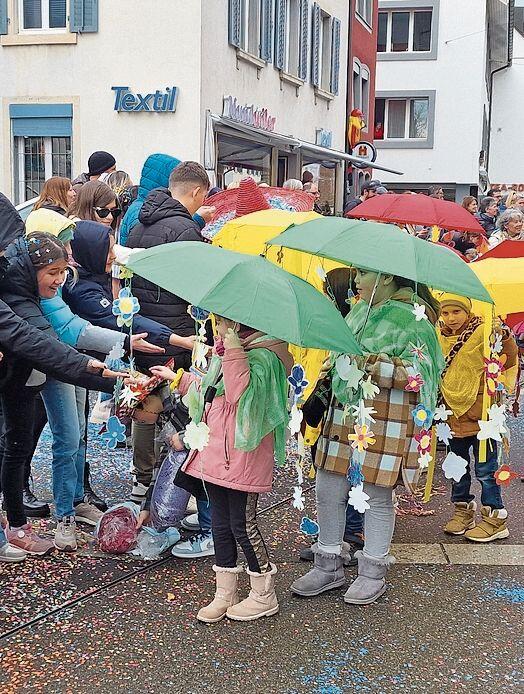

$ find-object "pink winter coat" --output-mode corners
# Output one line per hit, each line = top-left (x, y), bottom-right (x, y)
(179, 340), (291, 494)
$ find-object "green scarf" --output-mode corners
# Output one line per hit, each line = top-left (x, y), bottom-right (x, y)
(189, 348), (289, 466)
(332, 294), (445, 411)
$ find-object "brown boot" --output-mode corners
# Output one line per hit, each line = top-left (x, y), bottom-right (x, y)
(197, 565), (243, 624)
(444, 501), (476, 535)
(464, 506), (509, 543)
(226, 563), (279, 622)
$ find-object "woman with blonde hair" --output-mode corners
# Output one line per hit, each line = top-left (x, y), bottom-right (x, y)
(33, 176), (76, 215)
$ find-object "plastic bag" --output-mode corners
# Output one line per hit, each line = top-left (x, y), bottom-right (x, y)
(150, 449), (191, 531)
(96, 502), (139, 554)
(134, 526), (181, 560)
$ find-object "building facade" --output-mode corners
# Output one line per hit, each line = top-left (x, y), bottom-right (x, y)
(1, 0), (352, 212)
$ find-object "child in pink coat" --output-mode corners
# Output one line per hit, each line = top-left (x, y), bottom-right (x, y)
(151, 316), (291, 623)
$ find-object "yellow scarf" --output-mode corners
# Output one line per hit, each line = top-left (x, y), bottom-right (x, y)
(438, 324), (484, 418)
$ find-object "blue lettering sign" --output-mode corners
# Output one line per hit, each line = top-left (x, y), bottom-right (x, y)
(112, 86), (179, 113)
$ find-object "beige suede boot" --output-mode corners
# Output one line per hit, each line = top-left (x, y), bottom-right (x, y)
(444, 501), (476, 535)
(226, 563), (279, 622)
(197, 565), (243, 624)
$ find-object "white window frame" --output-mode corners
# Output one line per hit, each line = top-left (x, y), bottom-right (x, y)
(352, 59), (370, 124)
(356, 0), (373, 28)
(18, 0), (68, 34)
(375, 90), (435, 149)
(284, 0), (300, 76)
(14, 135), (71, 204)
(383, 98), (429, 140)
(379, 9), (432, 53)
(319, 10), (332, 92)
(240, 0), (262, 56)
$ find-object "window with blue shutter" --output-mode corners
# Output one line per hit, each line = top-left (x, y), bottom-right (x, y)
(228, 0), (241, 47)
(70, 0), (98, 33)
(274, 0), (286, 69)
(10, 104), (73, 136)
(0, 0), (8, 35)
(330, 17), (341, 95)
(311, 2), (321, 87)
(260, 0), (274, 62)
(298, 0), (309, 80)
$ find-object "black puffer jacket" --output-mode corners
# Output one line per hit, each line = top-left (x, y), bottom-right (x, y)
(475, 212), (497, 236)
(126, 187), (203, 369)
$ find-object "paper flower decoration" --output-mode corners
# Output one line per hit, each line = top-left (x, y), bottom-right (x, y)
(418, 452), (433, 470)
(184, 421), (210, 452)
(347, 458), (365, 487)
(491, 334), (503, 354)
(436, 422), (454, 446)
(288, 404), (303, 435)
(193, 340), (208, 370)
(119, 383), (141, 409)
(409, 342), (428, 362)
(433, 403), (453, 422)
(112, 288), (140, 328)
(335, 355), (364, 390)
(300, 516), (320, 536)
(405, 373), (424, 393)
(100, 416), (127, 450)
(347, 484), (371, 513)
(288, 364), (309, 401)
(412, 403), (433, 428)
(292, 485), (305, 510)
(348, 424), (376, 453)
(107, 342), (125, 362)
(182, 383), (202, 422)
(412, 303), (428, 321)
(414, 429), (432, 455)
(477, 419), (505, 442)
(494, 465), (519, 486)
(360, 377), (380, 400)
(484, 357), (504, 396)
(188, 305), (210, 322)
(351, 400), (377, 425)
(119, 266), (134, 280)
(442, 451), (468, 482)
(487, 403), (507, 427)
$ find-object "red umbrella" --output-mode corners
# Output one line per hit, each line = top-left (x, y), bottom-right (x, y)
(474, 240), (524, 260)
(346, 193), (484, 233)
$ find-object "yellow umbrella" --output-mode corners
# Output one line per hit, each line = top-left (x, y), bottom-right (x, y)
(213, 209), (344, 446)
(469, 257), (524, 317)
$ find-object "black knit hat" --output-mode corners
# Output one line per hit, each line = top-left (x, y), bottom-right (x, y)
(88, 151), (116, 176)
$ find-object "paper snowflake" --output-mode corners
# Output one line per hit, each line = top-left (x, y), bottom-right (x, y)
(288, 404), (303, 435)
(405, 373), (424, 393)
(442, 451), (468, 482)
(348, 424), (376, 453)
(335, 355), (364, 390)
(435, 422), (454, 446)
(347, 484), (371, 513)
(411, 403), (433, 428)
(351, 400), (377, 425)
(433, 403), (453, 422)
(418, 452), (433, 470)
(360, 377), (380, 400)
(412, 303), (428, 321)
(292, 485), (305, 510)
(184, 421), (210, 452)
(112, 287), (140, 328)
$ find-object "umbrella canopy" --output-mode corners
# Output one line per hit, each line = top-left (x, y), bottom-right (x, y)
(470, 255), (524, 317)
(125, 241), (362, 355)
(475, 239), (524, 260)
(346, 193), (485, 234)
(269, 217), (493, 303)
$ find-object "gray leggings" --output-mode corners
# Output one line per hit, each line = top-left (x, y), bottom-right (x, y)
(316, 467), (395, 560)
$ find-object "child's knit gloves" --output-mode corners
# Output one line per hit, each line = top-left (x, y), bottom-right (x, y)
(224, 328), (242, 350)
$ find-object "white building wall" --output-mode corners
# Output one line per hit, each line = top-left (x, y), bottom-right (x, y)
(0, 0), (203, 194)
(375, 0), (487, 190)
(489, 29), (524, 187)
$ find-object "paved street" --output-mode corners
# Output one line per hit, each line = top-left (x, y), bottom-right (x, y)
(0, 416), (522, 693)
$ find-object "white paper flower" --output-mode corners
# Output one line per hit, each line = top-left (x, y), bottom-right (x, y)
(418, 452), (433, 470)
(492, 334), (503, 354)
(360, 377), (380, 400)
(487, 403), (507, 427)
(436, 422), (454, 446)
(288, 404), (303, 435)
(120, 384), (139, 408)
(292, 485), (305, 510)
(335, 355), (364, 390)
(193, 340), (208, 370)
(347, 484), (371, 513)
(412, 303), (428, 321)
(316, 266), (327, 281)
(442, 451), (468, 482)
(477, 419), (504, 442)
(184, 421), (210, 452)
(107, 342), (125, 361)
(433, 403), (453, 422)
(351, 400), (377, 425)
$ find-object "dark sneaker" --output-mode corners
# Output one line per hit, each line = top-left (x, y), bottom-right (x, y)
(82, 488), (108, 512)
(23, 486), (51, 519)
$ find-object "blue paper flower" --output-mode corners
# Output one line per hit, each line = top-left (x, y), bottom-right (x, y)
(288, 364), (309, 400)
(300, 516), (320, 536)
(112, 287), (140, 327)
(411, 403), (433, 428)
(347, 458), (364, 487)
(101, 416), (127, 450)
(189, 305), (210, 322)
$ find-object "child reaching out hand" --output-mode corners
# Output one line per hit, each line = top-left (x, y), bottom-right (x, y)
(150, 316), (292, 623)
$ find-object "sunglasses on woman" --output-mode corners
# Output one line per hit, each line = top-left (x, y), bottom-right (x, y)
(93, 206), (121, 219)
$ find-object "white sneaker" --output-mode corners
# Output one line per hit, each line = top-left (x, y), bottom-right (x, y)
(186, 495), (198, 514)
(180, 512), (200, 531)
(171, 533), (215, 559)
(130, 481), (149, 504)
(0, 542), (27, 563)
(54, 516), (77, 552)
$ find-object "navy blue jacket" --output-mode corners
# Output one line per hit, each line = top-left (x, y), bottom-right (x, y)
(62, 221), (173, 350)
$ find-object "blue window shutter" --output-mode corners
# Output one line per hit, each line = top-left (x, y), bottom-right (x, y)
(228, 0), (241, 47)
(260, 0), (274, 62)
(311, 3), (321, 87)
(298, 0), (309, 80)
(330, 17), (341, 95)
(274, 0), (286, 70)
(0, 0), (8, 35)
(70, 0), (98, 33)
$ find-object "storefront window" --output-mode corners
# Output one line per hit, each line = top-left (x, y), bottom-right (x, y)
(301, 160), (336, 215)
(216, 133), (272, 188)
(13, 135), (71, 204)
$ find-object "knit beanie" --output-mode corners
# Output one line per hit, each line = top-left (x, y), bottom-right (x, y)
(438, 293), (472, 314)
(88, 151), (116, 176)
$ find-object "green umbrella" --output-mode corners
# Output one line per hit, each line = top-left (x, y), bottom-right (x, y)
(268, 217), (493, 303)
(125, 241), (362, 354)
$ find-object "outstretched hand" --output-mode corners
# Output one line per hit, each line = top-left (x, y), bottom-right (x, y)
(131, 333), (165, 354)
(149, 365), (177, 381)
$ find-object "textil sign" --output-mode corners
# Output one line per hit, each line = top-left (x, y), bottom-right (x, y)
(112, 86), (178, 113)
(222, 96), (276, 132)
